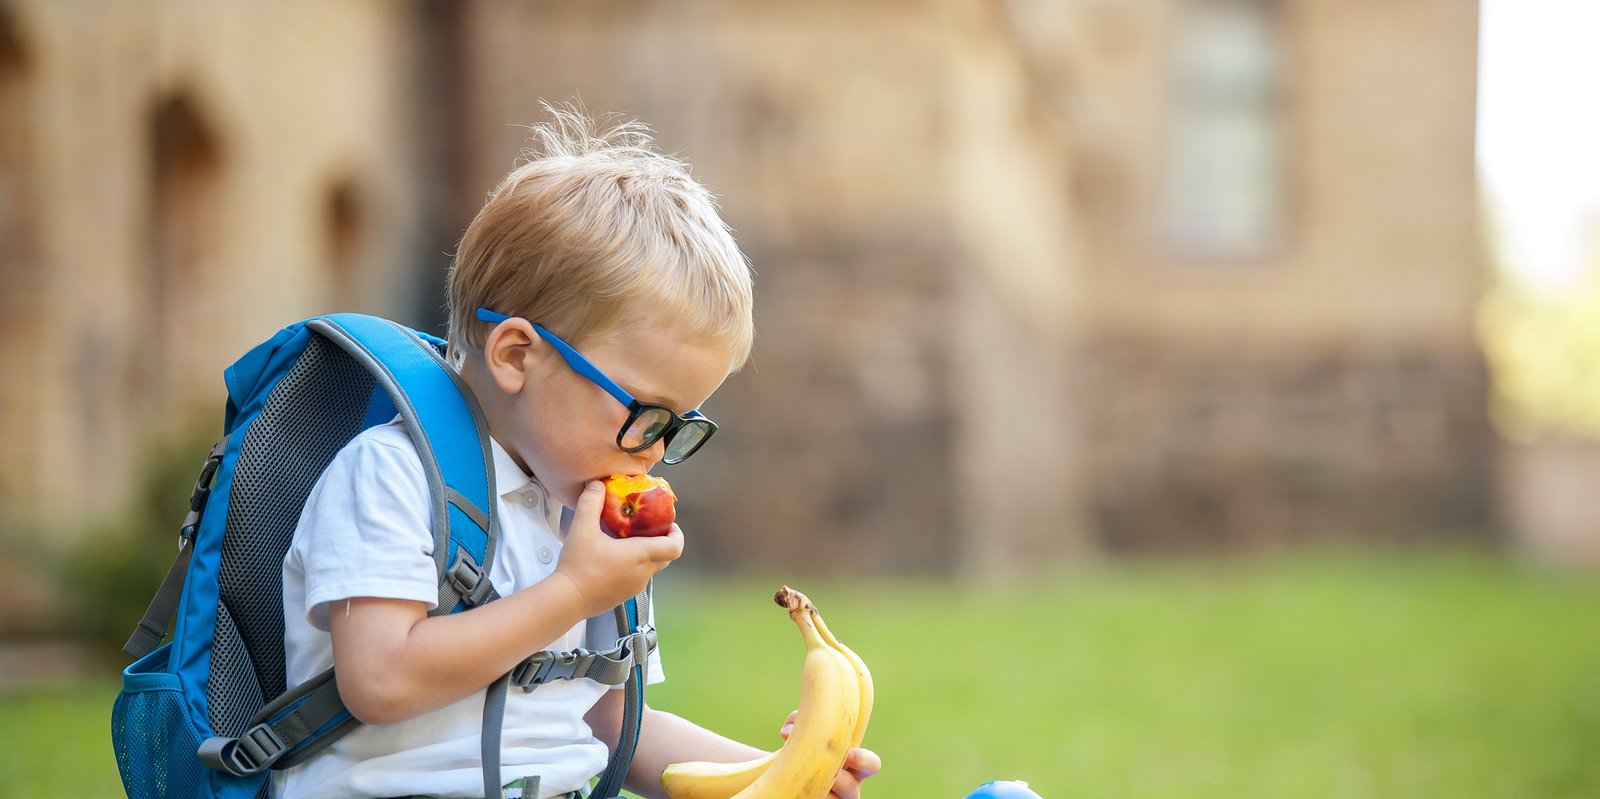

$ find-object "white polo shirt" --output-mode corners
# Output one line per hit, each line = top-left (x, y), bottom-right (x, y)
(275, 419), (663, 799)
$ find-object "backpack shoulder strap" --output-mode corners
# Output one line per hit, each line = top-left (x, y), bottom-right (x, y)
(492, 588), (654, 799)
(591, 585), (653, 799)
(310, 314), (500, 603)
(198, 315), (502, 777)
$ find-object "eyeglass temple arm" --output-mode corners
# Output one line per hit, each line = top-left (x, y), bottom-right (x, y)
(477, 309), (715, 420)
(543, 334), (638, 408)
(475, 309), (639, 408)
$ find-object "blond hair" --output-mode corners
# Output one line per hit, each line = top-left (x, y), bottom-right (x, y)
(446, 103), (754, 371)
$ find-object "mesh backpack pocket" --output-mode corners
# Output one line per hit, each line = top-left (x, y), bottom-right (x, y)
(112, 645), (213, 799)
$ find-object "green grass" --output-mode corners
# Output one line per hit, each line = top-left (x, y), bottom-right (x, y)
(5, 550), (1599, 798)
(0, 678), (125, 798)
(647, 551), (1600, 799)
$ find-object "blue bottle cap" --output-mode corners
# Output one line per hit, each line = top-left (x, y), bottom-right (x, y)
(963, 779), (1044, 799)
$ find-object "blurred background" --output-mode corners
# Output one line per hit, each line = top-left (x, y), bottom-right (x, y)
(1, 0), (1598, 797)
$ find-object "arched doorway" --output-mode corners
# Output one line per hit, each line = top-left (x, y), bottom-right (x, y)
(143, 90), (225, 423)
(322, 177), (367, 311)
(0, 6), (38, 503)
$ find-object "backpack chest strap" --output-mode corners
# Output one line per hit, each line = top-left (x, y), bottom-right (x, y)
(510, 624), (657, 690)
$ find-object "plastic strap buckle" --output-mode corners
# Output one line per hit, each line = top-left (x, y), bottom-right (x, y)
(445, 557), (496, 608)
(511, 624), (657, 692)
(199, 722), (287, 776)
(512, 649), (586, 690)
(179, 438), (227, 547)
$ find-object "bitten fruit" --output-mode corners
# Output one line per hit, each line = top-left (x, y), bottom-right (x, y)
(599, 473), (677, 538)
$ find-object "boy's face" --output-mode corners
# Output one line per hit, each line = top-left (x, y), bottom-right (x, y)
(483, 314), (737, 510)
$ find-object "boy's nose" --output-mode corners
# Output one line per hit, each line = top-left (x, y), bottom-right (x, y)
(632, 435), (667, 467)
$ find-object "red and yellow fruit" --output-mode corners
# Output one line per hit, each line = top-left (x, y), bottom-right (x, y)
(600, 473), (677, 538)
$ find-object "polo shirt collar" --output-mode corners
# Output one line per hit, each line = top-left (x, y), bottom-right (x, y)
(488, 437), (534, 497)
(488, 436), (568, 537)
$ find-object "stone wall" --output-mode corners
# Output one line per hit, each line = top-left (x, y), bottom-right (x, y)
(1081, 336), (1494, 551)
(460, 0), (1089, 576)
(0, 0), (427, 526)
(0, 0), (1494, 573)
(1052, 0), (1494, 547)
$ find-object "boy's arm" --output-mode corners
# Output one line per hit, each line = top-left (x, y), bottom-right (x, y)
(589, 692), (881, 799)
(329, 481), (681, 725)
(587, 690), (763, 799)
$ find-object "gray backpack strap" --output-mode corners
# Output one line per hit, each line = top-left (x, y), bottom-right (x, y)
(482, 672), (512, 798)
(122, 540), (193, 659)
(592, 584), (652, 799)
(495, 584), (655, 799)
(122, 437), (228, 659)
(198, 668), (356, 776)
(435, 546), (502, 616)
(507, 622), (657, 691)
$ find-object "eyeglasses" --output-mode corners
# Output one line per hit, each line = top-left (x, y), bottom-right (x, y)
(475, 308), (718, 464)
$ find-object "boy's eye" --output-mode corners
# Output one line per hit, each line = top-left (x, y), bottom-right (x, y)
(643, 417), (671, 438)
(623, 408), (676, 449)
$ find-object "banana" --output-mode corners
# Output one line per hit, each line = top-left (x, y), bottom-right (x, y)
(728, 587), (860, 799)
(661, 587), (864, 799)
(660, 751), (777, 799)
(811, 602), (873, 749)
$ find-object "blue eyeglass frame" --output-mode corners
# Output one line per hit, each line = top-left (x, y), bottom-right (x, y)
(475, 308), (717, 463)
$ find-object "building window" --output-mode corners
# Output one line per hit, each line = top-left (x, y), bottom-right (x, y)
(0, 7), (31, 291)
(323, 178), (366, 310)
(0, 6), (36, 502)
(1160, 0), (1286, 258)
(146, 91), (224, 416)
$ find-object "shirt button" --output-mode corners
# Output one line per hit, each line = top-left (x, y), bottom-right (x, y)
(521, 492), (538, 509)
(537, 547), (554, 564)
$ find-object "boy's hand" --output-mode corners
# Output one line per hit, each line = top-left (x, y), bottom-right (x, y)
(778, 711), (882, 799)
(832, 748), (882, 799)
(553, 480), (682, 617)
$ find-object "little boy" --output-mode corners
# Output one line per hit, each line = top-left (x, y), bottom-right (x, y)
(276, 106), (881, 798)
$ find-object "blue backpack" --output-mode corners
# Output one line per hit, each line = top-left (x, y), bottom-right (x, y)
(112, 314), (655, 799)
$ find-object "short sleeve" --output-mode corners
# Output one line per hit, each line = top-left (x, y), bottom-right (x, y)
(290, 426), (439, 631)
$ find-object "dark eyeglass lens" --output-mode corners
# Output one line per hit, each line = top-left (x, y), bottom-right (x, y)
(665, 421), (712, 460)
(621, 407), (675, 450)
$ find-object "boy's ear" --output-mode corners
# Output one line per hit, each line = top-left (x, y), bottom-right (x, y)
(481, 318), (539, 394)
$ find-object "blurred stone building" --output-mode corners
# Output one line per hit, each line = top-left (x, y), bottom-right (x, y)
(0, 0), (439, 528)
(0, 0), (1487, 578)
(1031, 0), (1490, 551)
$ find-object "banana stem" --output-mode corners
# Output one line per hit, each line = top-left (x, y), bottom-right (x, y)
(774, 585), (811, 614)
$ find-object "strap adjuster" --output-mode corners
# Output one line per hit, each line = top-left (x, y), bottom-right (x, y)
(178, 437), (227, 548)
(627, 624), (657, 657)
(199, 722), (286, 776)
(445, 557), (496, 608)
(613, 624), (657, 669)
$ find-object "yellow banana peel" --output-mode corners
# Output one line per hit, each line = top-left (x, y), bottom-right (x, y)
(661, 586), (870, 799)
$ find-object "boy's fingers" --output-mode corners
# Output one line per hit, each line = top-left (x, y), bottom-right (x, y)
(844, 747), (881, 777)
(635, 525), (684, 563)
(829, 748), (880, 798)
(576, 480), (605, 509)
(571, 481), (605, 529)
